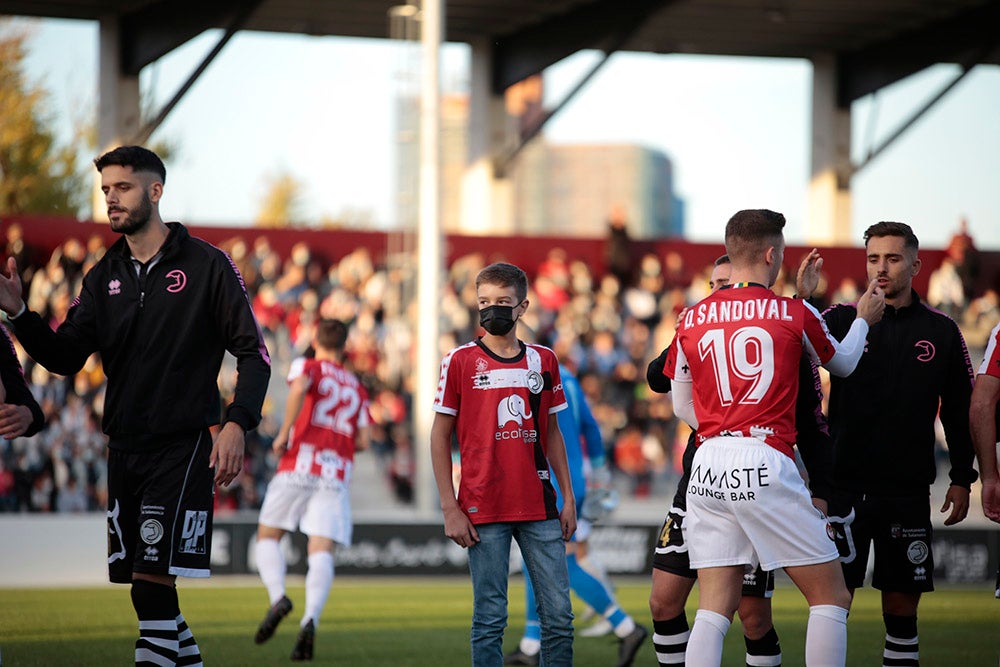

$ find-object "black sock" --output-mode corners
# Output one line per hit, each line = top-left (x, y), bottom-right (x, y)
(131, 579), (179, 666)
(883, 613), (919, 666)
(652, 613), (689, 666)
(744, 626), (781, 666)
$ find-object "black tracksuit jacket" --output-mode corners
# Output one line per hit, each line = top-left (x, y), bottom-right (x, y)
(11, 223), (271, 450)
(823, 290), (977, 496)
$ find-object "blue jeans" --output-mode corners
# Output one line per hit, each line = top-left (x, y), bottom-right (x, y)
(467, 519), (573, 667)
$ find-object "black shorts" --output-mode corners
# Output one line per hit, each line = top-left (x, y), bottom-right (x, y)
(651, 508), (774, 597)
(827, 490), (934, 593)
(106, 430), (214, 584)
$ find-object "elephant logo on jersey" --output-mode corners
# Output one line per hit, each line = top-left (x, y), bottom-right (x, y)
(914, 340), (935, 362)
(166, 269), (187, 293)
(107, 499), (127, 564)
(498, 394), (533, 427)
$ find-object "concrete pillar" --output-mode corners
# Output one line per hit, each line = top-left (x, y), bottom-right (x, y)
(461, 39), (515, 235)
(807, 54), (853, 245)
(93, 15), (141, 221)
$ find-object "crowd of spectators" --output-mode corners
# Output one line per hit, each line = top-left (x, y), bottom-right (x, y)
(0, 221), (996, 515)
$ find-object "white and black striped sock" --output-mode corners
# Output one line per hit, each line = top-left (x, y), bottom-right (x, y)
(883, 613), (919, 667)
(131, 580), (178, 667)
(176, 613), (203, 667)
(652, 613), (690, 666)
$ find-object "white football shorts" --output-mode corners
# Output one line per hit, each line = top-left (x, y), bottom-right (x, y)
(258, 472), (353, 546)
(683, 436), (837, 571)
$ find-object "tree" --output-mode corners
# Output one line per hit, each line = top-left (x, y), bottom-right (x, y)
(0, 23), (86, 216)
(255, 170), (306, 227)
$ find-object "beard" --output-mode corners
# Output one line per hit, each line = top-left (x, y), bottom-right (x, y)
(109, 192), (153, 235)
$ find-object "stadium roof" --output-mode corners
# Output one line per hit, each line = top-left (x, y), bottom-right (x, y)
(3, 0), (999, 102)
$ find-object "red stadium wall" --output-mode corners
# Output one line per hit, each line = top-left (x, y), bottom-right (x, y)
(4, 215), (999, 299)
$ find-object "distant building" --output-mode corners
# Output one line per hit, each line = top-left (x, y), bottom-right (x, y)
(514, 142), (682, 239)
(398, 91), (685, 239)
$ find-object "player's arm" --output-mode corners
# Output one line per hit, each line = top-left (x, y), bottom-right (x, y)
(546, 416), (577, 541)
(273, 374), (309, 455)
(0, 330), (44, 439)
(646, 347), (671, 394)
(793, 356), (832, 512)
(670, 379), (697, 429)
(210, 254), (272, 487)
(5, 274), (97, 376)
(213, 251), (271, 434)
(971, 373), (1000, 524)
(660, 337), (697, 428)
(354, 424), (371, 453)
(804, 282), (882, 378)
(935, 326), (977, 526)
(576, 389), (605, 468)
(430, 412), (478, 547)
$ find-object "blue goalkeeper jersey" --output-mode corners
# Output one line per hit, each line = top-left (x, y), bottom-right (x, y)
(554, 364), (606, 512)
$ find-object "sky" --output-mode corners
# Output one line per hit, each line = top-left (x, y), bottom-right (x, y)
(15, 16), (1000, 250)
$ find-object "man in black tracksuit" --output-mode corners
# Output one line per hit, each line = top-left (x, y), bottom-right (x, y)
(798, 222), (977, 667)
(0, 146), (271, 666)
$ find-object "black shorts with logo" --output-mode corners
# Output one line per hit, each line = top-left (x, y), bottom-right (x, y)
(106, 430), (214, 584)
(827, 490), (934, 593)
(651, 508), (774, 597)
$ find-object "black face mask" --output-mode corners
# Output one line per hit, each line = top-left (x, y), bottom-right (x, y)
(479, 303), (521, 335)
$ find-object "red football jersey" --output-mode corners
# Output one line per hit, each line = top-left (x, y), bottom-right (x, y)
(980, 321), (1000, 379)
(665, 284), (840, 458)
(277, 357), (371, 482)
(433, 340), (568, 524)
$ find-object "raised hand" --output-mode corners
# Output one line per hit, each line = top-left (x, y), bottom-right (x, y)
(0, 258), (25, 316)
(795, 248), (823, 299)
(856, 278), (885, 326)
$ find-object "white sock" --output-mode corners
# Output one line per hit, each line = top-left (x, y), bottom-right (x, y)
(304, 551), (335, 628)
(806, 605), (848, 667)
(518, 637), (541, 656)
(686, 609), (730, 667)
(255, 538), (286, 605)
(613, 615), (637, 638)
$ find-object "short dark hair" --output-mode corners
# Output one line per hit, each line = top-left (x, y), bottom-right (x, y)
(863, 221), (919, 253)
(724, 209), (785, 263)
(315, 318), (348, 352)
(714, 254), (730, 266)
(94, 146), (166, 184)
(476, 262), (528, 302)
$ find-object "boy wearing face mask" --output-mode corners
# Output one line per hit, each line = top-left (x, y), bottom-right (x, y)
(431, 262), (577, 666)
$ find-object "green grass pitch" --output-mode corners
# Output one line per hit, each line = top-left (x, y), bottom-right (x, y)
(2, 578), (998, 665)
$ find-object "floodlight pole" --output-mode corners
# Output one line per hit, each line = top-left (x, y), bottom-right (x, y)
(414, 0), (443, 516)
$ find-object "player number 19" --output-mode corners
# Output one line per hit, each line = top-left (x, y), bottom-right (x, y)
(697, 326), (775, 406)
